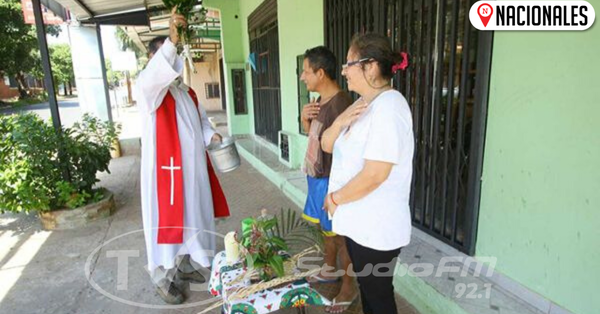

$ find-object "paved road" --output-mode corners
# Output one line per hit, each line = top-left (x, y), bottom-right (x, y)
(0, 99), (82, 128)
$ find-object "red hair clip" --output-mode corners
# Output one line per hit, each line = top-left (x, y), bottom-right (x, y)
(392, 52), (409, 74)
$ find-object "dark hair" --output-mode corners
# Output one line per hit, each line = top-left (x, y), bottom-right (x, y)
(349, 33), (404, 80)
(303, 46), (337, 80)
(148, 36), (168, 55)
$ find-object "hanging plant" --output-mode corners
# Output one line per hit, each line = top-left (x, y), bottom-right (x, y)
(162, 0), (200, 72)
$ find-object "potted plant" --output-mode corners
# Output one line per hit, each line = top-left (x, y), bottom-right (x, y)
(239, 209), (324, 282)
(0, 113), (121, 229)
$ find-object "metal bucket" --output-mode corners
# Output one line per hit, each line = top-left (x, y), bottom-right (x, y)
(207, 137), (241, 173)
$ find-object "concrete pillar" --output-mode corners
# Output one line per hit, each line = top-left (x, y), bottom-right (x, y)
(69, 24), (112, 121)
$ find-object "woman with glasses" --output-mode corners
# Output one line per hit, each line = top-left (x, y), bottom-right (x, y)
(321, 33), (413, 314)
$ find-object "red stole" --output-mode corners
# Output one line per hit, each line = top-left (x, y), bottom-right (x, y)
(156, 89), (230, 244)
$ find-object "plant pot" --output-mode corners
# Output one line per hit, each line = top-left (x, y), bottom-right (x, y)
(111, 139), (122, 158)
(38, 190), (116, 230)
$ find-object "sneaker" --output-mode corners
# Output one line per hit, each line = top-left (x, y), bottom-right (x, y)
(177, 269), (206, 283)
(155, 280), (184, 304)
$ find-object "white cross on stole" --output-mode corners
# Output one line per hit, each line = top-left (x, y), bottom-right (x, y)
(161, 157), (181, 206)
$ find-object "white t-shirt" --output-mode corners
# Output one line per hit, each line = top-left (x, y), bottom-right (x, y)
(328, 90), (414, 251)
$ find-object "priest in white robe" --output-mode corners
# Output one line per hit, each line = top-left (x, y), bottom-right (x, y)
(134, 11), (230, 304)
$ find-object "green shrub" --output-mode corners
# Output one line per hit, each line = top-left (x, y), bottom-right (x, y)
(0, 113), (120, 213)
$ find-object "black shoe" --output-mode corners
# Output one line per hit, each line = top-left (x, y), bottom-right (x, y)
(155, 280), (184, 304)
(176, 269), (206, 283)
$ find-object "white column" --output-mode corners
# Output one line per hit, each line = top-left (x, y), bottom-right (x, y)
(68, 24), (112, 121)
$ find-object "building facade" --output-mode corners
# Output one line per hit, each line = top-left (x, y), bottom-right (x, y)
(205, 1), (600, 314)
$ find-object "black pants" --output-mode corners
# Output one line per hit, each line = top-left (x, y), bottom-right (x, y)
(345, 237), (401, 314)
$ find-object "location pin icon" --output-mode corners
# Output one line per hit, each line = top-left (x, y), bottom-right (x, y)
(477, 3), (493, 27)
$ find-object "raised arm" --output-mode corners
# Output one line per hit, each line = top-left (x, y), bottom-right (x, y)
(134, 10), (187, 113)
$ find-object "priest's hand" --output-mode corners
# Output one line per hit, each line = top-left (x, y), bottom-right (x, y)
(169, 7), (188, 45)
(211, 133), (223, 144)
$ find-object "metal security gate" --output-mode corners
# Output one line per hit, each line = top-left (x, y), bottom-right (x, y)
(324, 0), (492, 255)
(249, 0), (282, 144)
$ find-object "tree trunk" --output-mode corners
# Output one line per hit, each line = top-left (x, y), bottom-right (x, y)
(63, 82), (68, 96)
(126, 71), (132, 104)
(15, 72), (29, 99)
(68, 81), (72, 95)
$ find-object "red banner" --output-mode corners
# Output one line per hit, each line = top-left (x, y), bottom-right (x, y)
(21, 0), (64, 25)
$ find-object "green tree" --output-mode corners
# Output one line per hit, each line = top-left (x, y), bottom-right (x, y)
(104, 59), (123, 89)
(29, 49), (44, 80)
(0, 0), (37, 98)
(0, 0), (60, 98)
(49, 44), (73, 95)
(115, 26), (144, 58)
(113, 27), (143, 103)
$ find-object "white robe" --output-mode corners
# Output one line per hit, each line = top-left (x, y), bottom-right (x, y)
(135, 38), (217, 277)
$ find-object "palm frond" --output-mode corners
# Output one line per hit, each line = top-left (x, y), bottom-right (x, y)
(273, 208), (323, 254)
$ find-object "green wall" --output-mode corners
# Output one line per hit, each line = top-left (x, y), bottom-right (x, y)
(236, 0), (264, 137)
(206, 0), (323, 168)
(205, 0), (271, 137)
(277, 0), (324, 168)
(209, 1), (600, 312)
(477, 2), (600, 313)
(204, 0), (259, 136)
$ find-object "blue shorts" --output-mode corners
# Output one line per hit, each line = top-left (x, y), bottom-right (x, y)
(302, 176), (336, 237)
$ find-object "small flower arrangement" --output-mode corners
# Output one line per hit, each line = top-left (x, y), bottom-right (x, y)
(238, 209), (324, 282)
(240, 209), (288, 281)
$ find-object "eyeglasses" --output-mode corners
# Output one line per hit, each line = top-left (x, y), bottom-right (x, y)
(341, 58), (371, 71)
